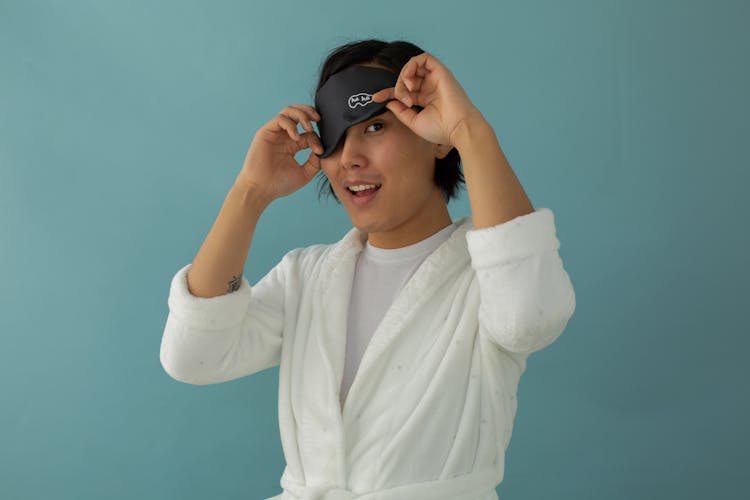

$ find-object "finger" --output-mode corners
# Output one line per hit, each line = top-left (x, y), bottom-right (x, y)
(288, 104), (321, 122)
(300, 130), (324, 154)
(400, 53), (435, 89)
(371, 87), (394, 102)
(277, 113), (301, 140)
(403, 75), (424, 94)
(302, 151), (322, 180)
(399, 53), (428, 83)
(283, 106), (316, 134)
(380, 76), (412, 107)
(384, 99), (420, 129)
(300, 144), (323, 182)
(393, 76), (412, 107)
(415, 52), (438, 72)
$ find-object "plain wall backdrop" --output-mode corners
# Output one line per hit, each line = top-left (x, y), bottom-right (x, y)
(1, 0), (747, 498)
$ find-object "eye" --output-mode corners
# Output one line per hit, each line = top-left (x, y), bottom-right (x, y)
(365, 121), (384, 133)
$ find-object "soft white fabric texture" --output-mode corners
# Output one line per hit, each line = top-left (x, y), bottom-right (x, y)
(341, 221), (458, 409)
(160, 207), (576, 499)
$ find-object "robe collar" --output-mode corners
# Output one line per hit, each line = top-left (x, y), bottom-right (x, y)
(318, 215), (475, 410)
(293, 216), (476, 487)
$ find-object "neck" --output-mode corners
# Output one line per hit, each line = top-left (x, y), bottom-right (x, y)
(366, 194), (452, 249)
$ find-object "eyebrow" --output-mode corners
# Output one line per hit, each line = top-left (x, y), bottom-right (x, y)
(365, 112), (390, 123)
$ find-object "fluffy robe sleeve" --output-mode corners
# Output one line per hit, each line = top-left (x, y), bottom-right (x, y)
(466, 207), (576, 355)
(159, 255), (288, 385)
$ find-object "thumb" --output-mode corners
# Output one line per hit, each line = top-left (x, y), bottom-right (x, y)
(386, 100), (420, 131)
(300, 150), (321, 183)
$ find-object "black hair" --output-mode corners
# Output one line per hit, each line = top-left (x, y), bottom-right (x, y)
(311, 38), (465, 204)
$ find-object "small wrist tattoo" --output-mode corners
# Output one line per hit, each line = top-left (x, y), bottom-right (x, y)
(228, 275), (241, 293)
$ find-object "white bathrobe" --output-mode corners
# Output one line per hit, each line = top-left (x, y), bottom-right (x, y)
(160, 207), (576, 499)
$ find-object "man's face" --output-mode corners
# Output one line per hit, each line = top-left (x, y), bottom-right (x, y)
(319, 108), (445, 241)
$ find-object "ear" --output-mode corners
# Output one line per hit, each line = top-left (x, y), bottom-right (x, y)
(433, 143), (454, 160)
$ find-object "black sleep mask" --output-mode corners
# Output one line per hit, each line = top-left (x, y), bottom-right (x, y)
(314, 65), (399, 158)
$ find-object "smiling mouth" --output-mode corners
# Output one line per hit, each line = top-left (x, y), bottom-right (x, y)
(347, 183), (382, 196)
(346, 184), (381, 206)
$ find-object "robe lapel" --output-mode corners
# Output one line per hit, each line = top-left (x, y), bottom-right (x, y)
(296, 227), (365, 484)
(340, 217), (473, 424)
(296, 218), (473, 485)
(317, 226), (366, 410)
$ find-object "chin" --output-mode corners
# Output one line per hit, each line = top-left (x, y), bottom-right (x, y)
(346, 213), (386, 234)
(349, 218), (378, 233)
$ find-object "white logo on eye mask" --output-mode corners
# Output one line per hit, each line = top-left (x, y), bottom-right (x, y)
(348, 93), (373, 108)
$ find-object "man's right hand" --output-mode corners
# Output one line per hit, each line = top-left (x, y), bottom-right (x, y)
(236, 104), (325, 203)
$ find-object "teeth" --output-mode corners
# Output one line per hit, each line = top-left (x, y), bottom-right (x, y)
(348, 184), (381, 192)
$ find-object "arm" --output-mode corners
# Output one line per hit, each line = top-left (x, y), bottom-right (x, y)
(159, 101), (322, 383)
(452, 112), (535, 229)
(371, 51), (573, 353)
(454, 115), (575, 354)
(159, 184), (285, 385)
(159, 253), (287, 385)
(187, 184), (272, 298)
(465, 208), (576, 355)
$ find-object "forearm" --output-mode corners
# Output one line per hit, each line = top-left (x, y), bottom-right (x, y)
(453, 113), (534, 229)
(187, 183), (272, 298)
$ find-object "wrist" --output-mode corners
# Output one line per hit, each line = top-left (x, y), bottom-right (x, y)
(230, 181), (274, 212)
(450, 110), (494, 154)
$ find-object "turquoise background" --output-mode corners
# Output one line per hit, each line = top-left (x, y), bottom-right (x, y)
(2, 0), (747, 498)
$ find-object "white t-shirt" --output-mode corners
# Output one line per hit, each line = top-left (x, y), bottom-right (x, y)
(339, 221), (459, 408)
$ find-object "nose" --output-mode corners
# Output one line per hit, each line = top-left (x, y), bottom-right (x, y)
(338, 133), (367, 170)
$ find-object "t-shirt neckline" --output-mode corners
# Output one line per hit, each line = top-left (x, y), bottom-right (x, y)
(363, 221), (459, 262)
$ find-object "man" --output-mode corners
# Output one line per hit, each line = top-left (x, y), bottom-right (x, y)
(160, 43), (576, 499)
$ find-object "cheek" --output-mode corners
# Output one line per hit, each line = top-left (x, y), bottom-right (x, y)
(320, 168), (345, 199)
(391, 135), (431, 168)
(390, 144), (435, 188)
(320, 165), (336, 184)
